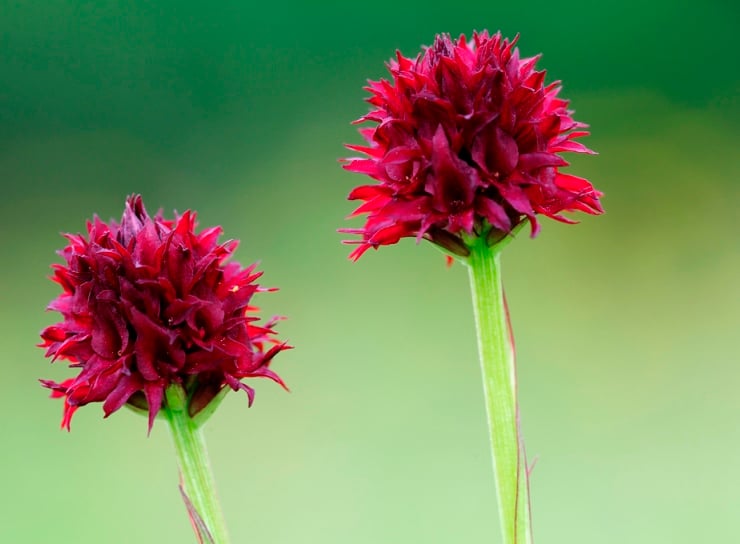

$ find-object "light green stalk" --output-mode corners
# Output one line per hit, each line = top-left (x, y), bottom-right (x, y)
(164, 385), (230, 544)
(466, 234), (533, 544)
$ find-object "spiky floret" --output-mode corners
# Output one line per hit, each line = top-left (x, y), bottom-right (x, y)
(40, 195), (289, 430)
(342, 31), (603, 259)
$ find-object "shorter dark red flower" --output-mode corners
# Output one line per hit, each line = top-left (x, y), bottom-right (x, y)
(341, 31), (603, 259)
(40, 195), (289, 431)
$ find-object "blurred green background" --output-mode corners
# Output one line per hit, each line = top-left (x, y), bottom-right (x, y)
(1, 1), (738, 542)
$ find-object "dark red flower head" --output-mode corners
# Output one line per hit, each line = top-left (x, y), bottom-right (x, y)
(341, 31), (603, 259)
(40, 195), (289, 431)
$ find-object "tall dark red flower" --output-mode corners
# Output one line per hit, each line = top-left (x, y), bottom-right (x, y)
(40, 195), (289, 431)
(342, 31), (603, 259)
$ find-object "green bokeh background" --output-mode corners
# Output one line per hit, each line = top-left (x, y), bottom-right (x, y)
(1, 2), (738, 542)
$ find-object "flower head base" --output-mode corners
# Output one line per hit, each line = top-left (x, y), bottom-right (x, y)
(40, 195), (289, 431)
(342, 31), (603, 259)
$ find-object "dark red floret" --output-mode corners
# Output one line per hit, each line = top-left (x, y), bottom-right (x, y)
(40, 195), (289, 431)
(342, 31), (603, 259)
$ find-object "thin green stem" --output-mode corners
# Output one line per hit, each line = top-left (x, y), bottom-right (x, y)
(164, 385), (231, 544)
(466, 235), (533, 544)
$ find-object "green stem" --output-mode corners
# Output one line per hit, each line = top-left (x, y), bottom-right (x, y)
(164, 385), (231, 544)
(466, 235), (533, 544)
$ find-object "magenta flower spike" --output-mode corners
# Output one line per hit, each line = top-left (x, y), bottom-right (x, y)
(40, 195), (290, 543)
(342, 31), (602, 259)
(342, 32), (603, 543)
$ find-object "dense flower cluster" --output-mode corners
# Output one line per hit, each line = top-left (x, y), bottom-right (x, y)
(40, 195), (288, 430)
(342, 31), (603, 259)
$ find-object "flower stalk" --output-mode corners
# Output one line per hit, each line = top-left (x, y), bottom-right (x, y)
(465, 233), (533, 544)
(164, 385), (231, 544)
(340, 29), (602, 544)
